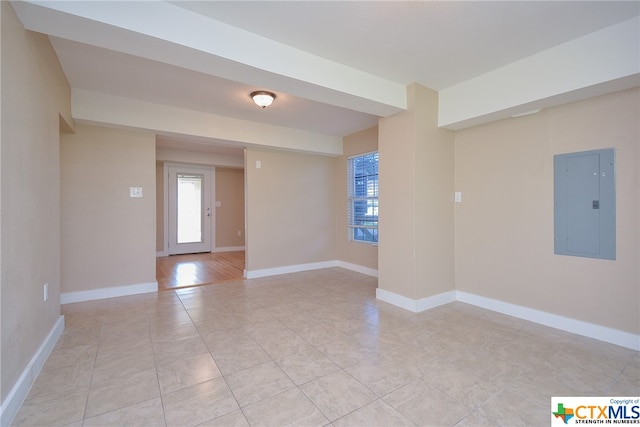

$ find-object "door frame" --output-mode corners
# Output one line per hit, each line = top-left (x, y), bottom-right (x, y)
(163, 162), (215, 255)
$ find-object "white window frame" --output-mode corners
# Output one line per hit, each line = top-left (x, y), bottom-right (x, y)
(347, 151), (378, 245)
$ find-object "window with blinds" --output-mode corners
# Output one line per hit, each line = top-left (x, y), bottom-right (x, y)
(347, 151), (378, 244)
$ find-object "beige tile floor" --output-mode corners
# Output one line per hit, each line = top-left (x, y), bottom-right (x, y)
(14, 268), (639, 426)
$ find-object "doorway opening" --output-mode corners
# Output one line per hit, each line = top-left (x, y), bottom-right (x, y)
(156, 159), (246, 289)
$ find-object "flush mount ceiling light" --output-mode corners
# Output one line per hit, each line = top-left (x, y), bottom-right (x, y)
(250, 91), (276, 109)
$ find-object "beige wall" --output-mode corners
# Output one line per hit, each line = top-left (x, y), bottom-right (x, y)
(335, 127), (378, 270)
(1, 1), (72, 400)
(454, 88), (640, 334)
(413, 86), (456, 299)
(379, 84), (455, 300)
(215, 168), (245, 248)
(61, 125), (156, 293)
(156, 162), (164, 252)
(156, 147), (243, 169)
(245, 148), (336, 271)
(378, 101), (417, 298)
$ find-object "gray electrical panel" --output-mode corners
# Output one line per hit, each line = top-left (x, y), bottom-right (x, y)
(554, 148), (615, 260)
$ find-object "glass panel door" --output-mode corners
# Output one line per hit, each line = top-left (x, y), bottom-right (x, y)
(167, 164), (213, 255)
(177, 174), (203, 244)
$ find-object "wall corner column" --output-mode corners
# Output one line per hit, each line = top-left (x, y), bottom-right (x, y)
(378, 83), (455, 311)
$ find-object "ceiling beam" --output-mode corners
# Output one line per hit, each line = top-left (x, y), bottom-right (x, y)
(11, 0), (406, 117)
(72, 89), (343, 156)
(439, 17), (640, 130)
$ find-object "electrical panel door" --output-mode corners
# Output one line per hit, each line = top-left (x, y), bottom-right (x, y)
(554, 148), (615, 260)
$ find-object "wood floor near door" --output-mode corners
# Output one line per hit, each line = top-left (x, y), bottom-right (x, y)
(156, 251), (245, 290)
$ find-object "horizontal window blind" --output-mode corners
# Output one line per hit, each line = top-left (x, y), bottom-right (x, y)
(347, 151), (378, 244)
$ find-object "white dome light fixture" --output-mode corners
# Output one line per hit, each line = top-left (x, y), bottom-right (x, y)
(250, 91), (276, 109)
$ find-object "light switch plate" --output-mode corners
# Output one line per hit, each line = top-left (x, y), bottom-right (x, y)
(454, 192), (462, 203)
(130, 187), (143, 198)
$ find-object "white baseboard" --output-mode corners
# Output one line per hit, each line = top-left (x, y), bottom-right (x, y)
(416, 290), (458, 312)
(376, 288), (418, 312)
(61, 281), (158, 304)
(245, 260), (340, 279)
(245, 260), (379, 280)
(336, 261), (378, 277)
(0, 316), (64, 427)
(376, 288), (456, 313)
(157, 247), (245, 257)
(375, 286), (639, 351)
(456, 291), (640, 351)
(212, 246), (245, 253)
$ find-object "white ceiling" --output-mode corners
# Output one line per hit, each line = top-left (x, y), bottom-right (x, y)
(11, 1), (640, 152)
(174, 1), (638, 90)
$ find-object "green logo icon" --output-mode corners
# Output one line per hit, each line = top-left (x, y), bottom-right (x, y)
(553, 403), (575, 424)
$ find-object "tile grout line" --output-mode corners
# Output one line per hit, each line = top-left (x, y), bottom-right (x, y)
(80, 309), (105, 426)
(146, 295), (169, 427)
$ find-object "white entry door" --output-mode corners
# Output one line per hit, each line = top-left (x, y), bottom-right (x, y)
(167, 164), (213, 255)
